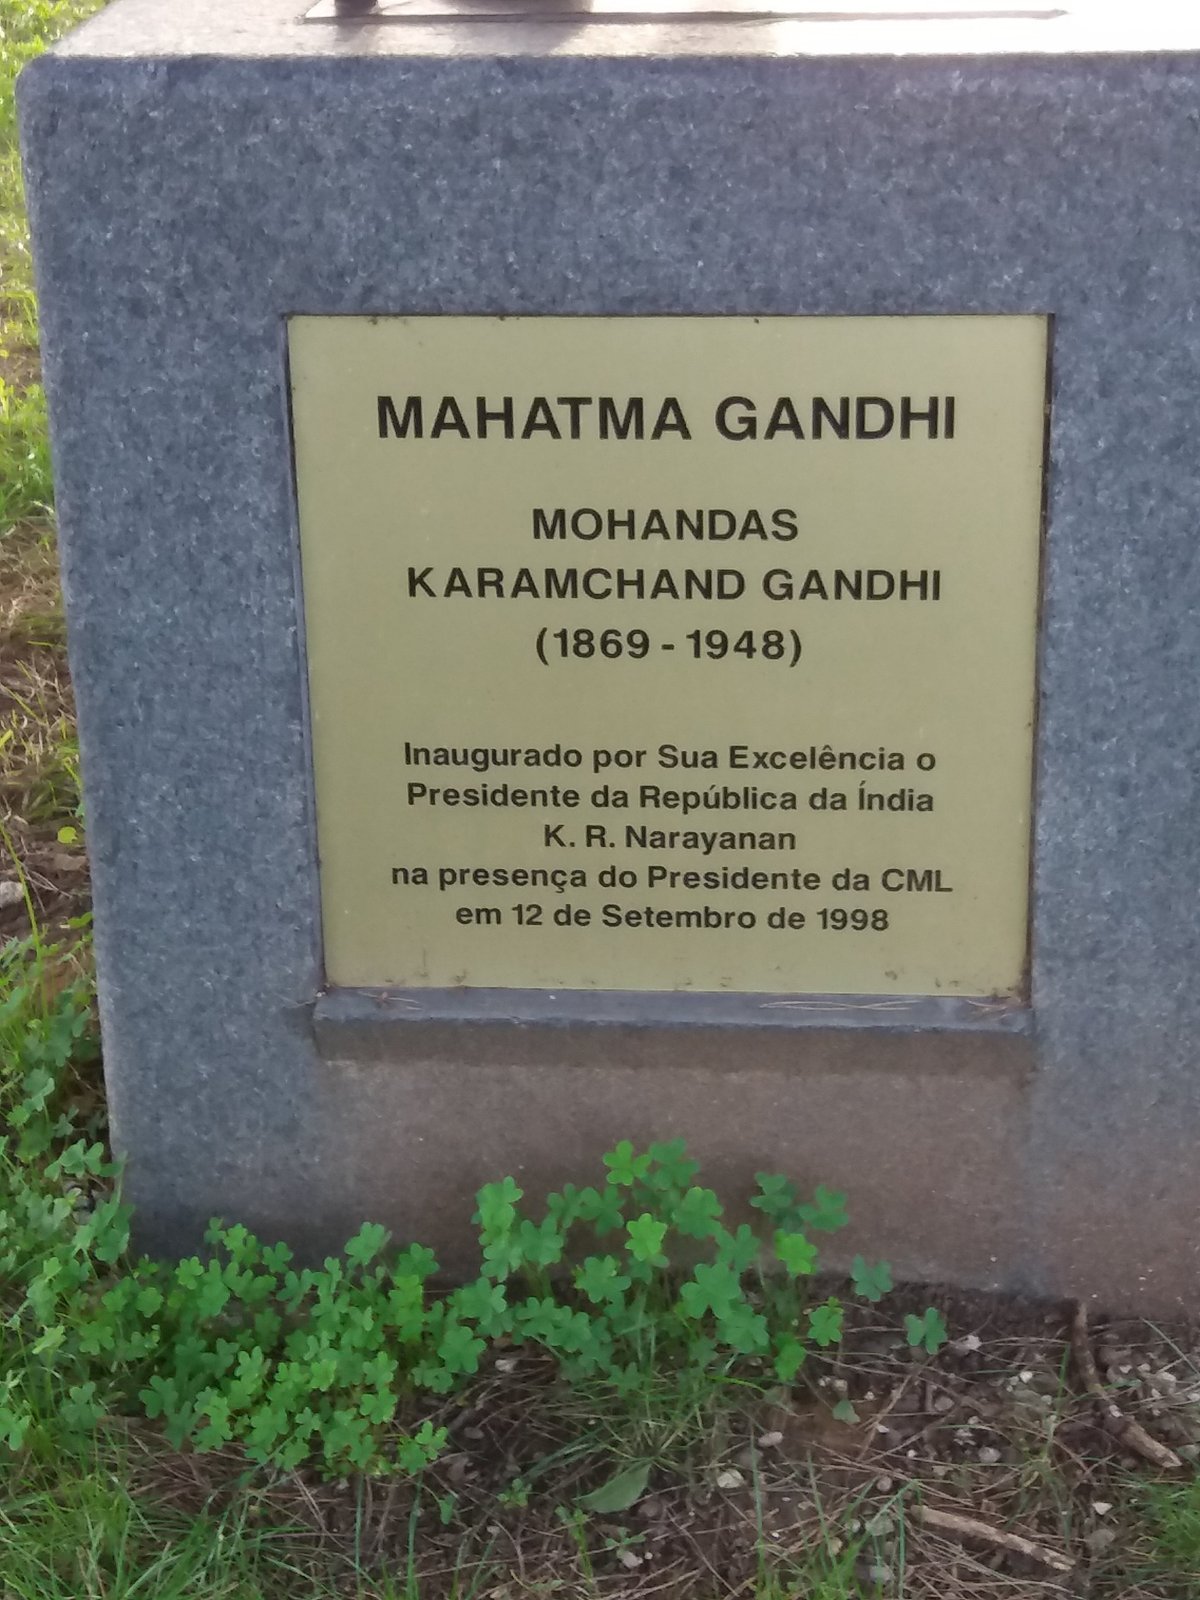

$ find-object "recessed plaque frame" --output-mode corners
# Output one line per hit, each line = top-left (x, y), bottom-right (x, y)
(289, 314), (1047, 999)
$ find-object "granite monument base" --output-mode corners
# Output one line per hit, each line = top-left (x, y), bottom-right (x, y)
(18, 0), (1200, 1309)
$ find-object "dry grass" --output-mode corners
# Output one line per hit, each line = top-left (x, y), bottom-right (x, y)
(0, 519), (87, 942)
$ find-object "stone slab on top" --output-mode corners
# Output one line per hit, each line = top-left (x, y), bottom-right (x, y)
(39, 0), (1200, 61)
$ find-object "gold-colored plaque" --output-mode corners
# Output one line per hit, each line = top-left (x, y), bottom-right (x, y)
(289, 315), (1045, 996)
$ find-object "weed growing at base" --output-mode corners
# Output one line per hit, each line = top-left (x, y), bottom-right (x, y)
(1135, 1479), (1200, 1587)
(0, 378), (52, 529)
(0, 944), (946, 1480)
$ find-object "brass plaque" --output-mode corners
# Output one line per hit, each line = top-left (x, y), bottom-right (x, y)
(289, 315), (1046, 997)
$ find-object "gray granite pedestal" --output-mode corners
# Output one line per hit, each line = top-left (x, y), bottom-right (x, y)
(18, 0), (1200, 1308)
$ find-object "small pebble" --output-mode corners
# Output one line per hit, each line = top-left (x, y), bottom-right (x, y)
(716, 1468), (745, 1490)
(1087, 1527), (1118, 1554)
(876, 1475), (894, 1493)
(758, 1430), (784, 1449)
(1092, 1501), (1112, 1516)
(977, 1446), (1001, 1465)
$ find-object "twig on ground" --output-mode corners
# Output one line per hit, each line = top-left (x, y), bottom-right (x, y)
(855, 1375), (914, 1461)
(1070, 1301), (1184, 1471)
(914, 1504), (1075, 1573)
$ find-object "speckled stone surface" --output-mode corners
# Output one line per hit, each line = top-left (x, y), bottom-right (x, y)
(18, 0), (1200, 1307)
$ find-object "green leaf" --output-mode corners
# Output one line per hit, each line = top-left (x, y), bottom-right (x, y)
(345, 1221), (390, 1268)
(220, 1223), (255, 1264)
(797, 1185), (848, 1233)
(679, 1261), (740, 1320)
(411, 1360), (456, 1395)
(673, 1185), (723, 1239)
(578, 1461), (652, 1514)
(481, 1234), (525, 1280)
(831, 1397), (860, 1424)
(396, 1421), (447, 1473)
(749, 1172), (796, 1223)
(515, 1215), (564, 1268)
(905, 1307), (948, 1354)
(806, 1298), (844, 1348)
(453, 1277), (508, 1335)
(603, 1140), (652, 1188)
(774, 1335), (806, 1382)
(0, 1407), (31, 1451)
(360, 1389), (397, 1425)
(61, 1383), (102, 1432)
(606, 1362), (647, 1400)
(545, 1183), (588, 1227)
(262, 1241), (294, 1273)
(850, 1256), (892, 1303)
(624, 1213), (668, 1266)
(581, 1184), (625, 1236)
(714, 1223), (760, 1273)
(139, 1374), (180, 1421)
(515, 1295), (570, 1343)
(574, 1254), (631, 1305)
(715, 1303), (769, 1355)
(774, 1230), (818, 1277)
(394, 1242), (438, 1281)
(553, 1309), (600, 1356)
(438, 1319), (485, 1375)
(474, 1176), (523, 1239)
(32, 1324), (65, 1356)
(195, 1394), (233, 1450)
(646, 1138), (700, 1191)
